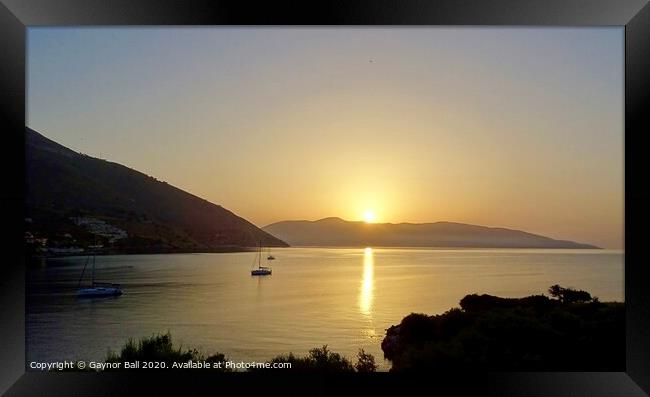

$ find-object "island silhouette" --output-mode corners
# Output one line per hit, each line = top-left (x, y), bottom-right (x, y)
(263, 217), (598, 249)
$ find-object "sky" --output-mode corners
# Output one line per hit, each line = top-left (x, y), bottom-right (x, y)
(27, 27), (624, 248)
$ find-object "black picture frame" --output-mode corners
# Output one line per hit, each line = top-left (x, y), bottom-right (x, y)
(1, 1), (649, 395)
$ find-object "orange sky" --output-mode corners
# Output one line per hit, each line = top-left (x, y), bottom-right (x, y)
(28, 28), (624, 248)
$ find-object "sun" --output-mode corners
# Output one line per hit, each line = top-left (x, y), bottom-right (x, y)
(363, 210), (377, 223)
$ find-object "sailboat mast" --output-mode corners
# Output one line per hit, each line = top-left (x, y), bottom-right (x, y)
(77, 255), (89, 288)
(91, 234), (97, 284)
(258, 241), (262, 269)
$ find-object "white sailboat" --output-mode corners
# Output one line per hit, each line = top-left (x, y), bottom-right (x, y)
(77, 244), (123, 297)
(251, 241), (272, 276)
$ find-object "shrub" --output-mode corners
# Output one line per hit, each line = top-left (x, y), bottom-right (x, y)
(261, 345), (377, 372)
(104, 331), (230, 371)
(383, 285), (623, 371)
(264, 345), (355, 372)
(355, 349), (377, 372)
(548, 284), (592, 303)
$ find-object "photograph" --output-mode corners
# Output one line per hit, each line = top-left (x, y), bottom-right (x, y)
(23, 26), (626, 374)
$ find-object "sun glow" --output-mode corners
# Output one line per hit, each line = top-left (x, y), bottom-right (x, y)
(363, 210), (377, 223)
(359, 247), (374, 316)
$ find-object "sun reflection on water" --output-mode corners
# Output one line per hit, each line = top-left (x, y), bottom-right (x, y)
(359, 247), (374, 316)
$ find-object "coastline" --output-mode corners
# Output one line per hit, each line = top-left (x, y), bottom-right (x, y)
(27, 245), (621, 260)
(27, 245), (261, 259)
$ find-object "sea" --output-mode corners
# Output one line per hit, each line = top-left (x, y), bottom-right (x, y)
(26, 247), (624, 371)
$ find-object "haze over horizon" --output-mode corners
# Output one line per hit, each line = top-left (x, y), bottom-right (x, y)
(27, 27), (623, 248)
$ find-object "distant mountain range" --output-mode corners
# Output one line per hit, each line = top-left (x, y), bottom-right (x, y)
(25, 127), (598, 254)
(25, 127), (288, 253)
(263, 217), (599, 249)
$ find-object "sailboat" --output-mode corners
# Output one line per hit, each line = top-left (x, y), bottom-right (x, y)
(77, 244), (123, 297)
(251, 241), (272, 276)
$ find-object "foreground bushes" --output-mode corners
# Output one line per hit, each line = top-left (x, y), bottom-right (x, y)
(95, 332), (376, 372)
(104, 332), (231, 371)
(381, 285), (624, 371)
(258, 346), (377, 373)
(64, 284), (621, 372)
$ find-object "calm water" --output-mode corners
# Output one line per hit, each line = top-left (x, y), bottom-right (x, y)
(27, 247), (623, 370)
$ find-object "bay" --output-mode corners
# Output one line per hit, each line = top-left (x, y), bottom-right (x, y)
(27, 247), (623, 371)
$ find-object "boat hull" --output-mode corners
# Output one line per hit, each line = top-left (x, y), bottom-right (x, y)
(251, 269), (272, 276)
(77, 287), (123, 297)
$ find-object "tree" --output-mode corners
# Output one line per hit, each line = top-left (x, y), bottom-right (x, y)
(563, 288), (592, 303)
(548, 285), (592, 303)
(308, 345), (355, 372)
(355, 348), (377, 372)
(548, 284), (563, 300)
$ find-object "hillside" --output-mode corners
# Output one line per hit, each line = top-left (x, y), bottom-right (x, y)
(262, 217), (598, 249)
(25, 127), (288, 254)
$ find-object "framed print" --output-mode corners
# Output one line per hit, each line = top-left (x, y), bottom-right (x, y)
(1, 0), (649, 395)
